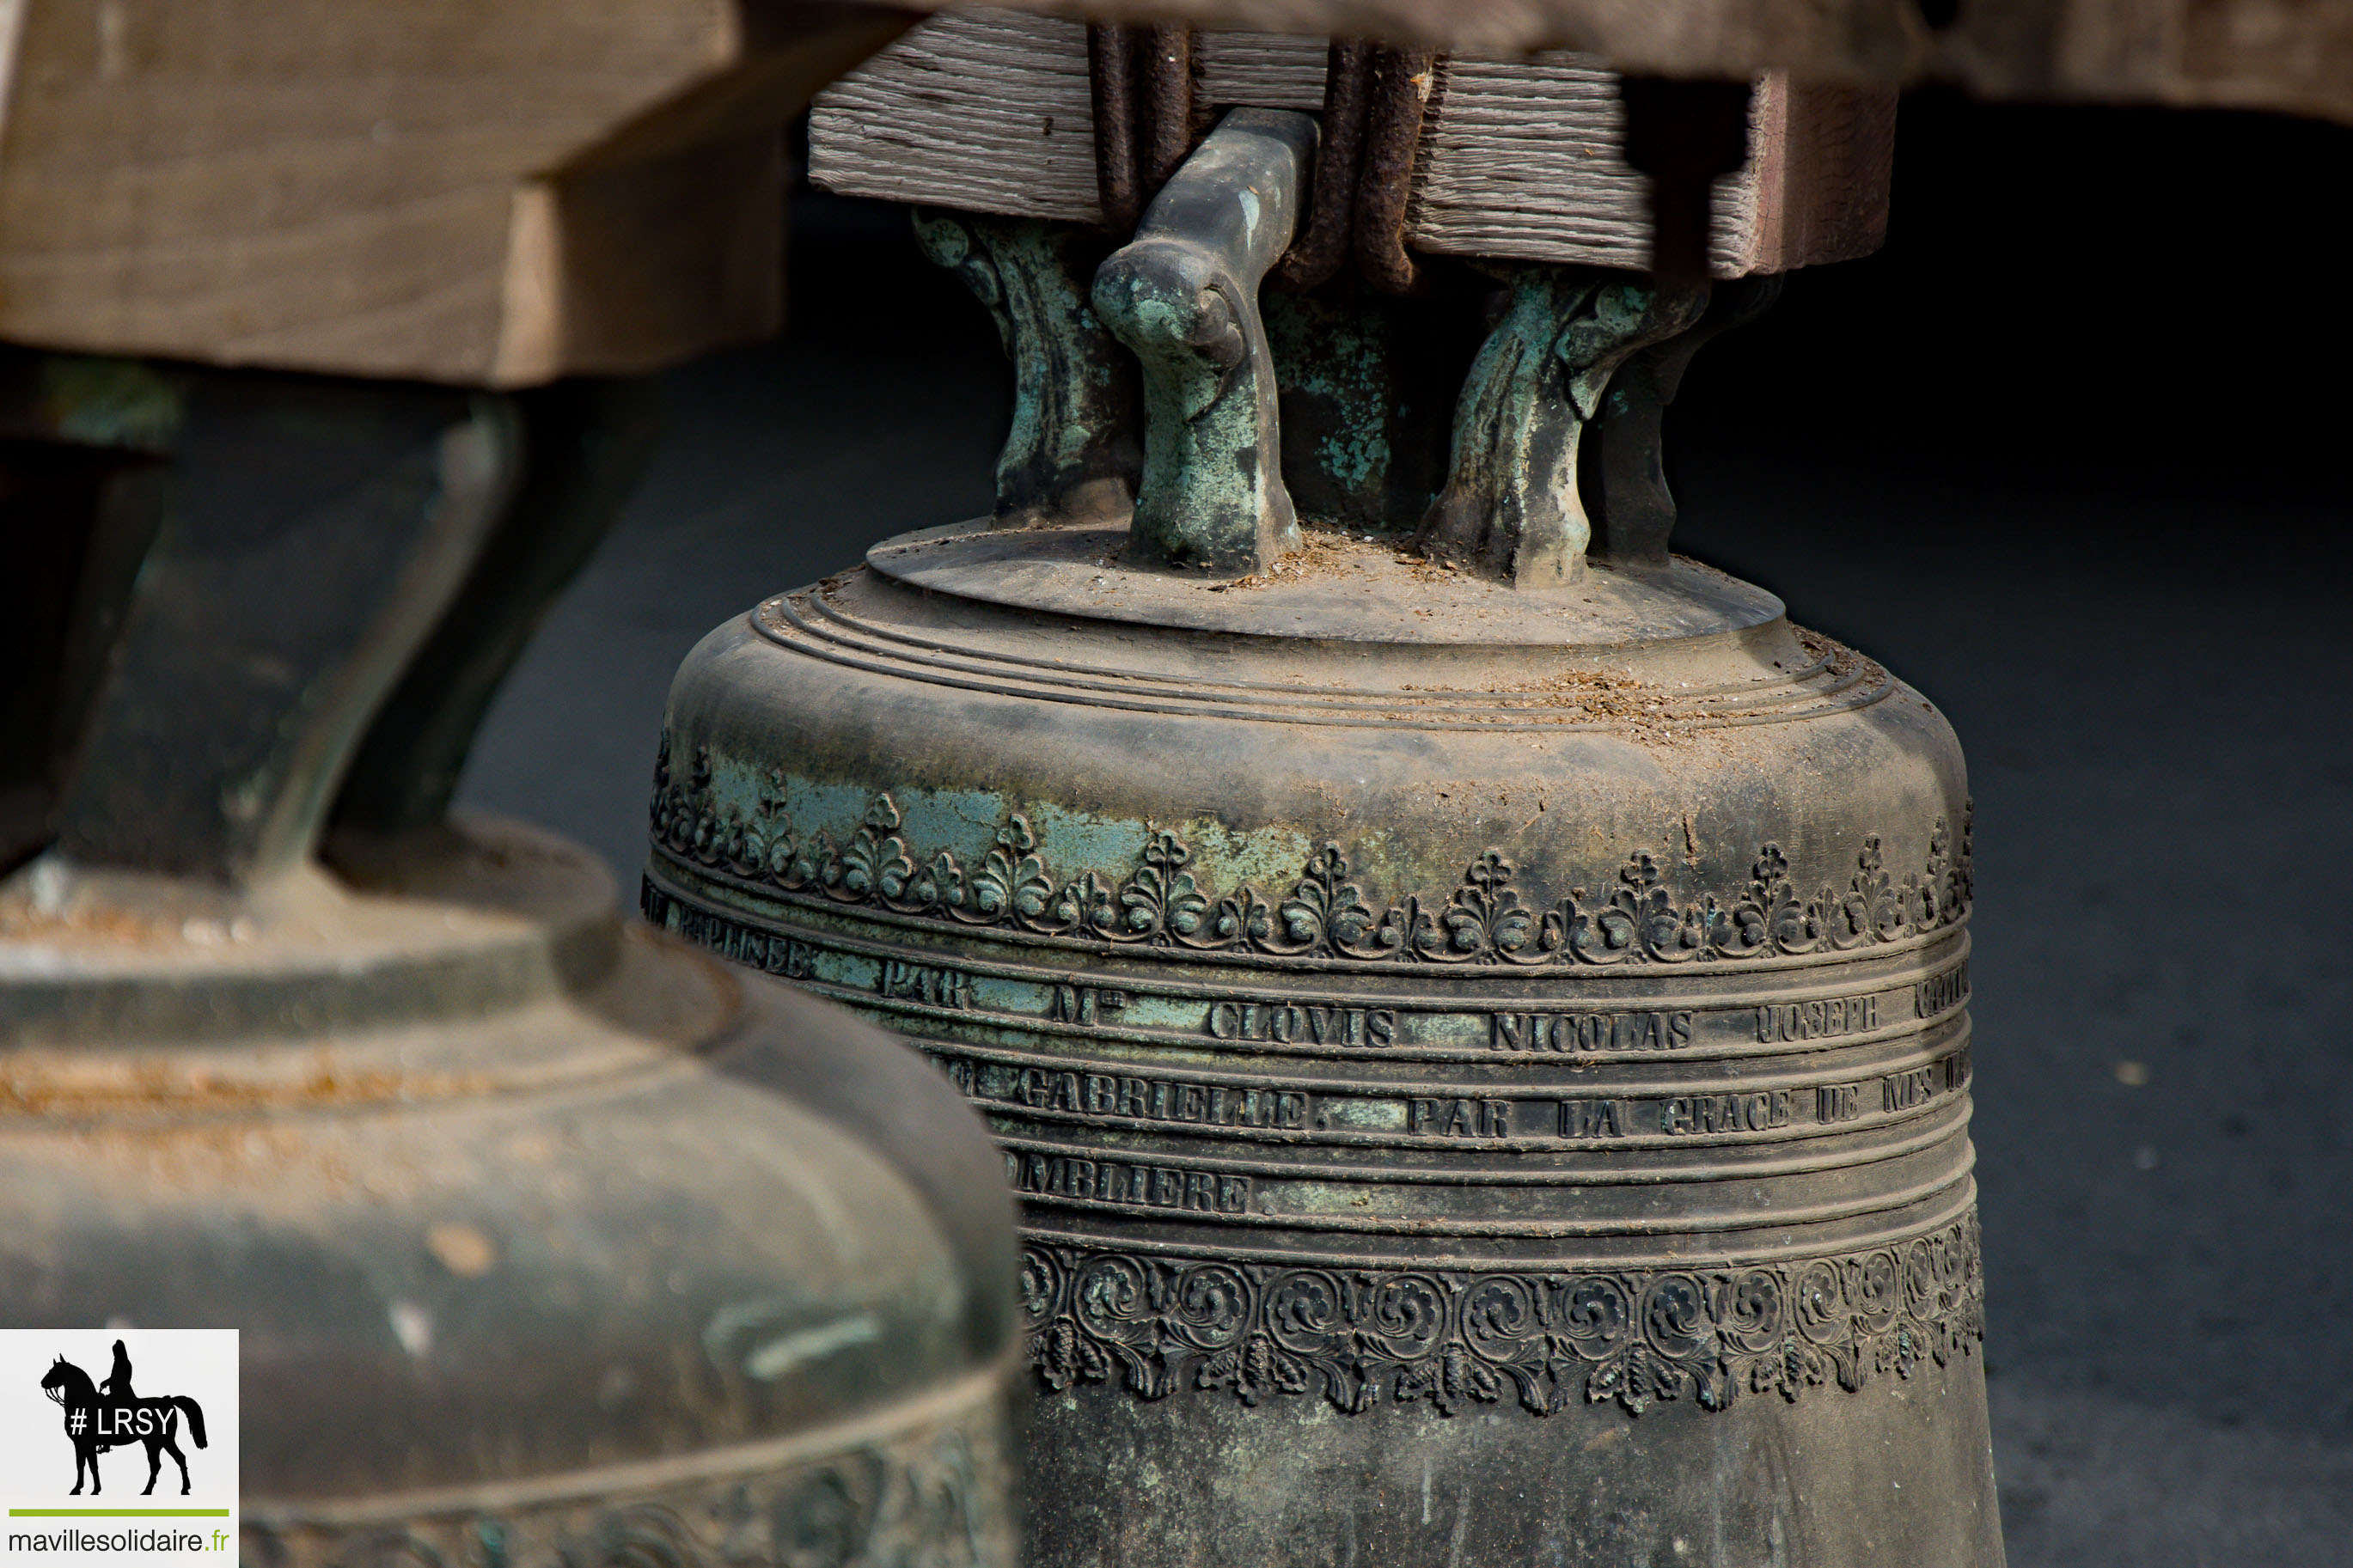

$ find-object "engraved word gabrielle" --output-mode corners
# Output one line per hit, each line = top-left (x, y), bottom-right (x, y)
(997, 1066), (1310, 1130)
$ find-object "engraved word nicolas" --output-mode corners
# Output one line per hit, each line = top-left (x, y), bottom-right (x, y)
(1493, 1010), (1694, 1053)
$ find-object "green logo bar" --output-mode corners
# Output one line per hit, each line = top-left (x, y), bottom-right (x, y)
(8, 1509), (231, 1517)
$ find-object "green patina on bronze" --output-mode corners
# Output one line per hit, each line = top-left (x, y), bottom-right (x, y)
(1091, 110), (1316, 576)
(1263, 291), (1392, 526)
(914, 210), (1140, 528)
(1262, 283), (1481, 539)
(1419, 268), (1706, 586)
(645, 174), (1998, 1552)
(1586, 275), (1783, 568)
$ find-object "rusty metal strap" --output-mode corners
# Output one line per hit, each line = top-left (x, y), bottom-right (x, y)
(1087, 25), (1142, 234)
(1267, 40), (1373, 292)
(1089, 23), (1196, 234)
(1354, 46), (1437, 296)
(1092, 33), (1438, 298)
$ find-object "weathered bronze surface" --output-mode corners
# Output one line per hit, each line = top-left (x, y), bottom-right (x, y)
(645, 108), (1997, 1567)
(0, 360), (1023, 1568)
(7, 820), (1021, 1567)
(647, 532), (1993, 1565)
(1093, 110), (1317, 575)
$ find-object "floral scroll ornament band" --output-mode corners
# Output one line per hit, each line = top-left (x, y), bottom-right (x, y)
(1020, 1217), (1983, 1417)
(649, 736), (1972, 968)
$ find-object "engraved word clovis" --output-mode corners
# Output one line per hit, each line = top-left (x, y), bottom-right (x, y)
(1020, 1217), (1983, 1418)
(649, 745), (1971, 969)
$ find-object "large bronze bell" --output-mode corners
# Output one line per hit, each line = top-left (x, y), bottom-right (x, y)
(0, 365), (1021, 1567)
(645, 105), (1998, 1565)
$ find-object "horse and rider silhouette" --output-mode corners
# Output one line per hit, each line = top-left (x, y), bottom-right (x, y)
(37, 1341), (208, 1496)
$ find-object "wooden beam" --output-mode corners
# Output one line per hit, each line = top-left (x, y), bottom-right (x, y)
(810, 10), (1895, 275)
(958, 0), (2353, 128)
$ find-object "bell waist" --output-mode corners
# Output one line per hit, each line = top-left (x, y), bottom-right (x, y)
(645, 863), (1974, 1270)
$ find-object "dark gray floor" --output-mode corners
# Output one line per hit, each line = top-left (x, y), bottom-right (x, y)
(461, 114), (2353, 1563)
(1672, 466), (2353, 1565)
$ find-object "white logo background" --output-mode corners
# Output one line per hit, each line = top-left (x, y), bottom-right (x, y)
(0, 1330), (238, 1566)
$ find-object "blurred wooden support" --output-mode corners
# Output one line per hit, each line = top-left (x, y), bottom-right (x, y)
(810, 10), (1894, 275)
(0, 0), (911, 386)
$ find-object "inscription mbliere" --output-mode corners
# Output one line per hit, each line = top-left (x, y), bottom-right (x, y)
(1008, 1151), (1253, 1213)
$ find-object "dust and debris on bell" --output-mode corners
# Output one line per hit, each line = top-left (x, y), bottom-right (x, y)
(641, 21), (1995, 1568)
